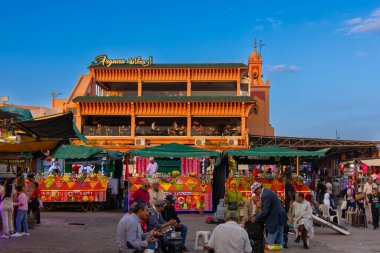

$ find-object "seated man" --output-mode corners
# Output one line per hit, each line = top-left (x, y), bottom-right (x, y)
(205, 212), (252, 253)
(293, 193), (314, 249)
(148, 199), (177, 232)
(162, 195), (189, 251)
(116, 202), (157, 253)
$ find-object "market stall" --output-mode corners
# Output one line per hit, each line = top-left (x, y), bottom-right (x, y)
(225, 176), (310, 200)
(38, 145), (124, 211)
(128, 143), (219, 212)
(38, 172), (109, 211)
(223, 146), (326, 200)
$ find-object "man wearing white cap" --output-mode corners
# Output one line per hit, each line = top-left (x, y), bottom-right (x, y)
(146, 158), (158, 175)
(250, 182), (287, 247)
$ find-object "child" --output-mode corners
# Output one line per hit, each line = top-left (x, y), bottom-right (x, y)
(370, 187), (380, 230)
(11, 186), (29, 237)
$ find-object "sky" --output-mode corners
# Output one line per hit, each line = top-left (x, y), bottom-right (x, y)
(0, 0), (379, 141)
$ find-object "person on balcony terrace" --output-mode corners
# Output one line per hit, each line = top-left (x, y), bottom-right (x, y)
(151, 121), (160, 135)
(179, 124), (186, 136)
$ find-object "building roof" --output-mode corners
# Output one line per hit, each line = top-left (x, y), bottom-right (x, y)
(73, 96), (255, 103)
(225, 145), (326, 157)
(89, 63), (248, 69)
(0, 106), (33, 121)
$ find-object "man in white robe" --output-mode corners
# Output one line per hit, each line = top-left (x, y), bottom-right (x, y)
(293, 192), (314, 249)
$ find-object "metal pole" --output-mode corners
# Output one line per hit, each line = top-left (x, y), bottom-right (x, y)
(296, 156), (300, 176)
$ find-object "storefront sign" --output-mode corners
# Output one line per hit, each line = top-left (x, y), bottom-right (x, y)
(40, 190), (106, 202)
(0, 158), (26, 164)
(172, 192), (212, 211)
(91, 55), (153, 67)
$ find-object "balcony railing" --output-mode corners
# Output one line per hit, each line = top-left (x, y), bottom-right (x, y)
(191, 127), (241, 136)
(83, 126), (131, 136)
(83, 125), (241, 137)
(136, 126), (187, 136)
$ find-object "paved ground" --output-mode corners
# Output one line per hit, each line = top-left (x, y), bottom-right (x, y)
(0, 210), (379, 253)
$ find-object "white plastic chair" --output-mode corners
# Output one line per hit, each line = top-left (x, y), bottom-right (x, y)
(319, 204), (339, 224)
(194, 231), (211, 251)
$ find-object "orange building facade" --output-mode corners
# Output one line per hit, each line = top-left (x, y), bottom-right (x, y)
(61, 44), (274, 151)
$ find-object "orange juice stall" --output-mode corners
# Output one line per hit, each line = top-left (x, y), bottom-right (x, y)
(127, 143), (219, 212)
(38, 173), (109, 211)
(37, 145), (124, 211)
(129, 176), (212, 211)
(223, 146), (325, 199)
(225, 176), (310, 200)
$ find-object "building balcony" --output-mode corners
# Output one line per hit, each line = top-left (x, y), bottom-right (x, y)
(83, 126), (131, 136)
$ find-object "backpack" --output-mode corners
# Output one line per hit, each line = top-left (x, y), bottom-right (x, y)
(244, 220), (264, 240)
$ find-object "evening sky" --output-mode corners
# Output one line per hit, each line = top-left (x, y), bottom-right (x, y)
(0, 0), (379, 140)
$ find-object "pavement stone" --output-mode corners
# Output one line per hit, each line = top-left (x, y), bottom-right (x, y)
(0, 211), (379, 253)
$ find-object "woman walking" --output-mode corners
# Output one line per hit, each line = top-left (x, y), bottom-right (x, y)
(0, 179), (15, 239)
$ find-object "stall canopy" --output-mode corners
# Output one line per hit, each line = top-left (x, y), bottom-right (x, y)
(0, 106), (33, 121)
(129, 143), (219, 158)
(13, 113), (86, 142)
(54, 145), (124, 161)
(224, 145), (326, 157)
(342, 159), (380, 167)
(0, 113), (86, 153)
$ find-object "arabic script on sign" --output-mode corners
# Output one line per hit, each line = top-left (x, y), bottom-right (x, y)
(91, 55), (153, 67)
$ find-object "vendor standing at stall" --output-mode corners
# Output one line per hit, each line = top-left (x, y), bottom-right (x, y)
(149, 180), (165, 206)
(146, 158), (158, 175)
(47, 161), (62, 176)
(79, 162), (94, 176)
(225, 180), (243, 223)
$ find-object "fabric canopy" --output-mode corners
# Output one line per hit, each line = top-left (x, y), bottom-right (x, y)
(360, 159), (380, 167)
(13, 113), (86, 143)
(54, 145), (124, 160)
(129, 143), (219, 158)
(0, 135), (59, 152)
(224, 145), (326, 157)
(0, 106), (33, 120)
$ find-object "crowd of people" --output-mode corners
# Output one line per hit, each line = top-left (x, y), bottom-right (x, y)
(205, 177), (314, 253)
(0, 174), (42, 239)
(117, 174), (318, 253)
(117, 179), (189, 253)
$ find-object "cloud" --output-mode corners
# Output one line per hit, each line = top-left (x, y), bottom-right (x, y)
(340, 7), (380, 34)
(266, 17), (282, 29)
(269, 64), (300, 73)
(356, 51), (368, 57)
(371, 8), (380, 17)
(254, 25), (264, 30)
(344, 17), (362, 25)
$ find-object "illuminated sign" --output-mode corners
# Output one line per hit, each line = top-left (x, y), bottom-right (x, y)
(0, 159), (26, 164)
(91, 55), (153, 67)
